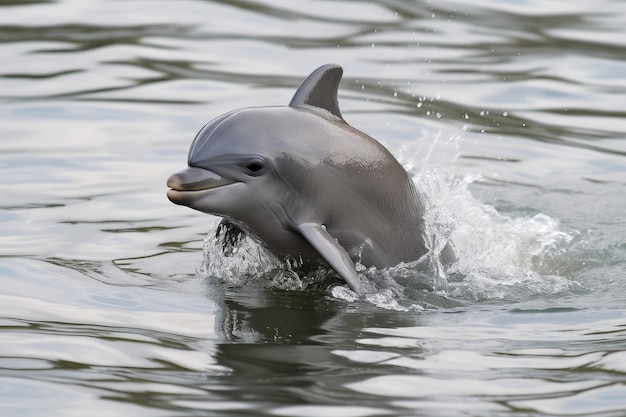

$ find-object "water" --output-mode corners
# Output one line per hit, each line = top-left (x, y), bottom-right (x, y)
(1, 0), (625, 415)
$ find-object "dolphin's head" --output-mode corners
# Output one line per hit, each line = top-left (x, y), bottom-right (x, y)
(166, 108), (297, 220)
(167, 63), (347, 224)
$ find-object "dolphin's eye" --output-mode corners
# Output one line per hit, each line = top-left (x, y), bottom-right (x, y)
(247, 163), (263, 172)
(243, 159), (266, 176)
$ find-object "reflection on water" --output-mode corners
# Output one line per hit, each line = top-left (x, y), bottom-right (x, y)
(343, 308), (626, 415)
(1, 0), (626, 416)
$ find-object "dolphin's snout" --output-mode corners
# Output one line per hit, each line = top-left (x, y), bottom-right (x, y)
(166, 173), (185, 190)
(167, 166), (240, 205)
(167, 166), (232, 191)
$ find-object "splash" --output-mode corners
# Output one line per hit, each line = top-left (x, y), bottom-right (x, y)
(412, 166), (577, 303)
(201, 222), (344, 292)
(201, 223), (283, 287)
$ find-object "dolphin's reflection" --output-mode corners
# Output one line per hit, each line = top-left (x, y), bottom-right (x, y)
(209, 285), (425, 376)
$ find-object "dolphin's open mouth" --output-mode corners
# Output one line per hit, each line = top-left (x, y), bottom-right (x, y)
(166, 166), (239, 204)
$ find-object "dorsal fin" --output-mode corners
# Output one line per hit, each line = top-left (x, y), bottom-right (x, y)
(289, 64), (343, 119)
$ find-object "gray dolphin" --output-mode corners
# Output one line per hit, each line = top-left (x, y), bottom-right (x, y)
(167, 64), (454, 293)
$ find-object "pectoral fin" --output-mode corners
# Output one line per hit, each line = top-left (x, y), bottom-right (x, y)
(296, 222), (363, 293)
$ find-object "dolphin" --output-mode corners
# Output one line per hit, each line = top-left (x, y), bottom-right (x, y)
(167, 64), (454, 293)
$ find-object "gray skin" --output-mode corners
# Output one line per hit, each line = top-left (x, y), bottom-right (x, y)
(167, 64), (454, 293)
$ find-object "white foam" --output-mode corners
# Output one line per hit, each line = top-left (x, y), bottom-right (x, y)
(414, 166), (576, 302)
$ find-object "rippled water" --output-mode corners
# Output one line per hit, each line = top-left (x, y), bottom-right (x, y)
(1, 0), (625, 416)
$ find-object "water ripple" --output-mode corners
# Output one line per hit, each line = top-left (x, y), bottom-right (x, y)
(2, 0), (626, 416)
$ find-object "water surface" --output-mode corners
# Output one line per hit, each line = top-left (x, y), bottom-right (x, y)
(1, 0), (625, 416)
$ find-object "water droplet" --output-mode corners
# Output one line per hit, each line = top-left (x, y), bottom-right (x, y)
(464, 113), (469, 119)
(393, 92), (398, 97)
(416, 102), (423, 108)
(503, 111), (509, 117)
